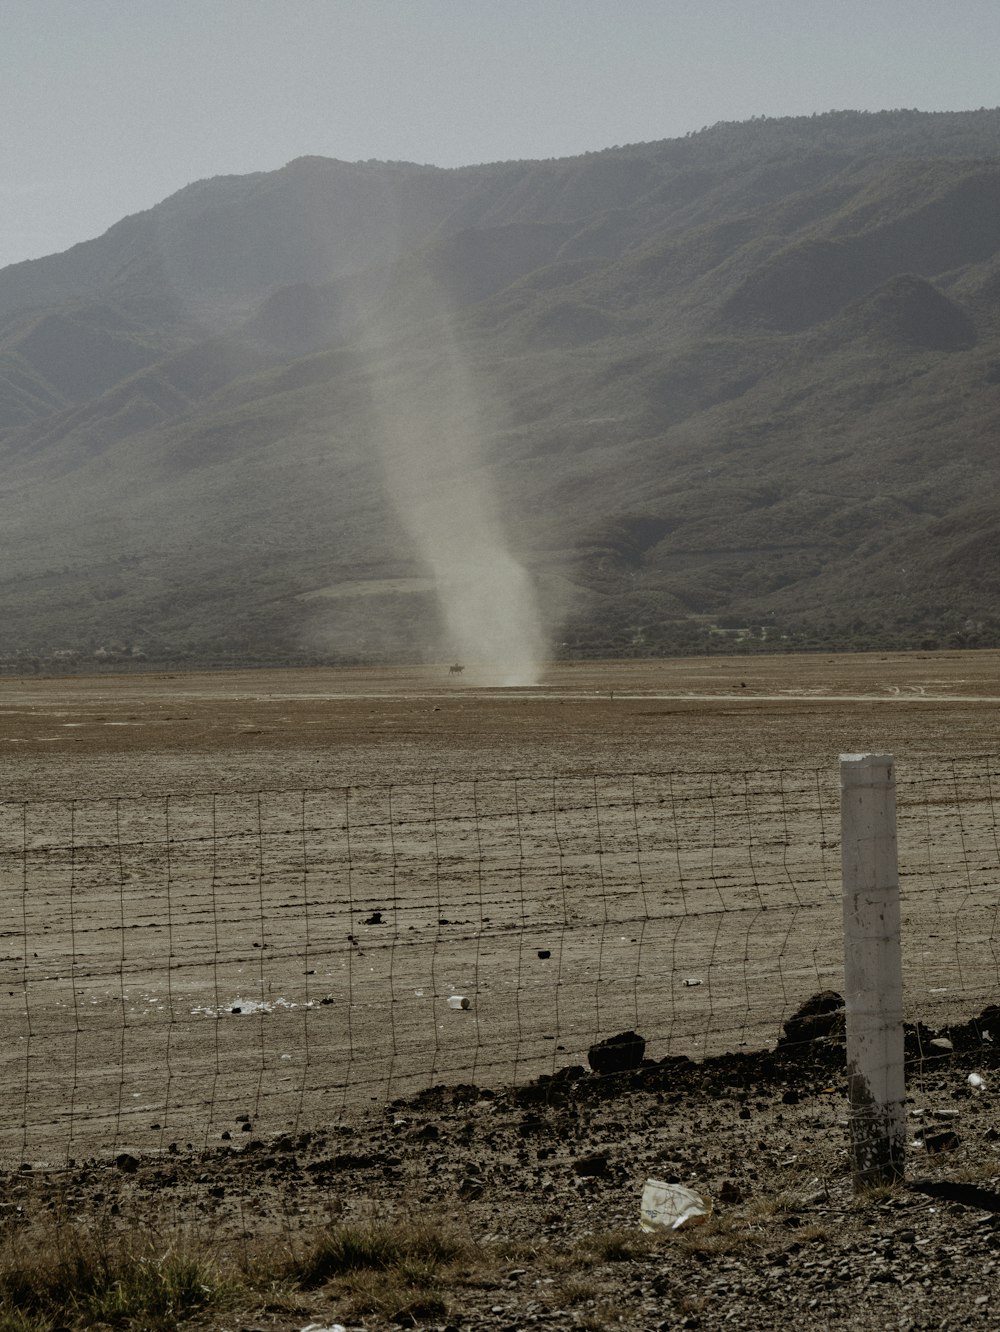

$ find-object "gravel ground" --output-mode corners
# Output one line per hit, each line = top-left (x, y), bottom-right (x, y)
(6, 1014), (1000, 1331)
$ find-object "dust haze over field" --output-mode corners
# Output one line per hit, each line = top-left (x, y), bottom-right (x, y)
(360, 280), (548, 685)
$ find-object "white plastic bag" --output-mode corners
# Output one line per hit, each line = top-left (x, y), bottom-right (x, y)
(640, 1178), (711, 1231)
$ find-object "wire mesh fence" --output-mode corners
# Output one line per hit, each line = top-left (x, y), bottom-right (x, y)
(0, 756), (996, 1163)
(896, 756), (1000, 1037)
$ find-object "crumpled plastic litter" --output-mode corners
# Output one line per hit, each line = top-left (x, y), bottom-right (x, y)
(301, 1323), (348, 1332)
(640, 1178), (712, 1231)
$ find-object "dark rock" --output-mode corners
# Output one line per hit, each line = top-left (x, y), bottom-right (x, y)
(656, 1054), (695, 1072)
(552, 1064), (586, 1084)
(304, 1151), (384, 1172)
(910, 1179), (1000, 1212)
(514, 1083), (553, 1107)
(573, 1152), (610, 1177)
(588, 1030), (646, 1075)
(115, 1153), (140, 1174)
(779, 992), (845, 1047)
(518, 1114), (546, 1137)
(921, 1130), (960, 1154)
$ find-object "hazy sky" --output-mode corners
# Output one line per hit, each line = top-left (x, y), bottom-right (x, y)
(3, 0), (998, 271)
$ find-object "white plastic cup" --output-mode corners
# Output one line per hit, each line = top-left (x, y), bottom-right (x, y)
(447, 995), (471, 1010)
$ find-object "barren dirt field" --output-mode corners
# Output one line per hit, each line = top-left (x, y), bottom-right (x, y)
(1, 653), (999, 1330)
(1, 648), (998, 799)
(1, 650), (998, 1150)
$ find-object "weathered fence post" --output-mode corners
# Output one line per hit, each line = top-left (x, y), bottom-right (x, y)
(840, 752), (905, 1189)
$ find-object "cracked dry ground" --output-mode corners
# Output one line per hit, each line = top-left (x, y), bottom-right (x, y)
(5, 1035), (1000, 1332)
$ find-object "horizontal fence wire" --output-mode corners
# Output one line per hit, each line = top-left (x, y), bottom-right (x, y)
(0, 758), (995, 1164)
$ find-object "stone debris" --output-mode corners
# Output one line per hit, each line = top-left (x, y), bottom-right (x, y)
(587, 1030), (646, 1075)
(12, 1025), (1000, 1328)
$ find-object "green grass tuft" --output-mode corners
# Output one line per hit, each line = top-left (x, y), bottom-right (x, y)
(293, 1218), (468, 1287)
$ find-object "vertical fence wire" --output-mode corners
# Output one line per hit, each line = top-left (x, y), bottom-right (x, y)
(18, 802), (30, 1166)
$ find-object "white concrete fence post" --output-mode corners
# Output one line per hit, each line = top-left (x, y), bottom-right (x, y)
(840, 752), (905, 1189)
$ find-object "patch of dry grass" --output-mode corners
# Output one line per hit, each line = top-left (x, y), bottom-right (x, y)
(0, 1173), (849, 1331)
(0, 1225), (224, 1332)
(283, 1216), (474, 1323)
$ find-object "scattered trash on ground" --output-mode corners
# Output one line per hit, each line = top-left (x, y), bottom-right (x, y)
(448, 994), (471, 1009)
(191, 996), (306, 1017)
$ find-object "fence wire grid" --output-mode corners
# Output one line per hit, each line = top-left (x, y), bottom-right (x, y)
(0, 757), (997, 1163)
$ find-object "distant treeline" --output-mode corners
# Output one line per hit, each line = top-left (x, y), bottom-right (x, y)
(6, 611), (1000, 677)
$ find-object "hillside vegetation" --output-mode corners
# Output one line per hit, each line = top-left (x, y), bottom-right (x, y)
(2, 108), (1000, 665)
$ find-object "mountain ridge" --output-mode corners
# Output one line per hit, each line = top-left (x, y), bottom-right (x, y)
(2, 108), (1000, 664)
